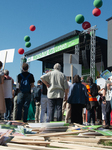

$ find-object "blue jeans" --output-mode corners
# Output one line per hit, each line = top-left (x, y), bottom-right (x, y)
(4, 98), (12, 120)
(48, 98), (63, 121)
(87, 106), (95, 124)
(105, 101), (111, 126)
(40, 96), (49, 123)
(16, 92), (31, 122)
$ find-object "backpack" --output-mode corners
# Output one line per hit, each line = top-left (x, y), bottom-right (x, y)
(33, 85), (41, 102)
(90, 83), (98, 97)
(20, 73), (31, 93)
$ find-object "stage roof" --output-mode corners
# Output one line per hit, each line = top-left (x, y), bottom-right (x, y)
(24, 30), (107, 69)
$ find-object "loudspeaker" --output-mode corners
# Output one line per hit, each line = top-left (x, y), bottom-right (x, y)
(81, 49), (90, 69)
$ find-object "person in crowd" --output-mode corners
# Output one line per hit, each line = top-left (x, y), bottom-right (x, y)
(67, 75), (89, 124)
(81, 76), (85, 83)
(12, 89), (15, 112)
(95, 75), (100, 84)
(0, 61), (6, 119)
(105, 78), (111, 90)
(101, 78), (112, 127)
(86, 76), (98, 125)
(16, 63), (35, 123)
(97, 78), (110, 126)
(4, 69), (14, 83)
(13, 88), (19, 120)
(83, 108), (86, 125)
(96, 85), (103, 125)
(81, 76), (87, 87)
(40, 63), (68, 121)
(102, 101), (106, 125)
(27, 86), (36, 121)
(4, 69), (14, 120)
(62, 76), (72, 123)
(102, 81), (112, 128)
(34, 80), (42, 123)
(81, 76), (87, 125)
(13, 77), (19, 120)
(40, 83), (49, 123)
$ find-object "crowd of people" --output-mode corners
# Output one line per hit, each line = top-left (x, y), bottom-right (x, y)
(0, 61), (112, 129)
(0, 61), (14, 121)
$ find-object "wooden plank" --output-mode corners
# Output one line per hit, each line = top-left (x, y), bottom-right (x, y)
(96, 136), (112, 139)
(25, 133), (39, 136)
(10, 139), (50, 146)
(49, 142), (112, 150)
(73, 123), (85, 127)
(70, 54), (72, 64)
(0, 146), (17, 150)
(50, 140), (112, 149)
(65, 141), (112, 149)
(7, 143), (72, 150)
(30, 127), (40, 130)
(38, 130), (88, 137)
(50, 142), (77, 149)
(49, 137), (100, 143)
(0, 145), (31, 150)
(59, 135), (96, 138)
(11, 136), (44, 141)
(68, 144), (112, 150)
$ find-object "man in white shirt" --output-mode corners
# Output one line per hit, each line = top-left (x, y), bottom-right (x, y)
(41, 63), (68, 121)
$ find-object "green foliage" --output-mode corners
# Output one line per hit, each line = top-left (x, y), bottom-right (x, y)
(100, 140), (112, 146)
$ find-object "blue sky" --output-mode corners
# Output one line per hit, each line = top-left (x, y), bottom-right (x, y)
(0, 0), (111, 84)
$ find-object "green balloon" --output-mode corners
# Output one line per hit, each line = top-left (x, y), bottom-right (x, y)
(23, 57), (27, 63)
(25, 42), (31, 48)
(75, 14), (84, 24)
(24, 35), (30, 42)
(93, 0), (103, 8)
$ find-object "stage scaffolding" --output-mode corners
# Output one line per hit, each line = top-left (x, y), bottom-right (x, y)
(75, 25), (97, 82)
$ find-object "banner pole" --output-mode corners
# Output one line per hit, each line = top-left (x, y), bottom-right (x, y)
(2, 51), (8, 71)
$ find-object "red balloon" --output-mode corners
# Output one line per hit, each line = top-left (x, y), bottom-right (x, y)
(82, 21), (91, 30)
(29, 25), (36, 31)
(92, 8), (101, 17)
(18, 48), (24, 54)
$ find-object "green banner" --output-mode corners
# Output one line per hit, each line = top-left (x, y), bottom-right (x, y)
(27, 35), (79, 62)
(54, 36), (79, 53)
(95, 130), (112, 136)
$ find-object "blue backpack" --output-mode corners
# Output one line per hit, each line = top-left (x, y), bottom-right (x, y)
(20, 73), (31, 93)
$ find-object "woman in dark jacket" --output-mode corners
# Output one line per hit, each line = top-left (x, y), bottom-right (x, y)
(68, 75), (89, 124)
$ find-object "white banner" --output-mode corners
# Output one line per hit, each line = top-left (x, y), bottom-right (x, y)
(3, 80), (12, 98)
(0, 49), (15, 63)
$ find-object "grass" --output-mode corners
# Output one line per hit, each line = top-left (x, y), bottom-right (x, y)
(100, 140), (112, 146)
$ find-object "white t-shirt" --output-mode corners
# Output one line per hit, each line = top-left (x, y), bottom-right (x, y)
(105, 89), (112, 101)
(41, 69), (68, 99)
